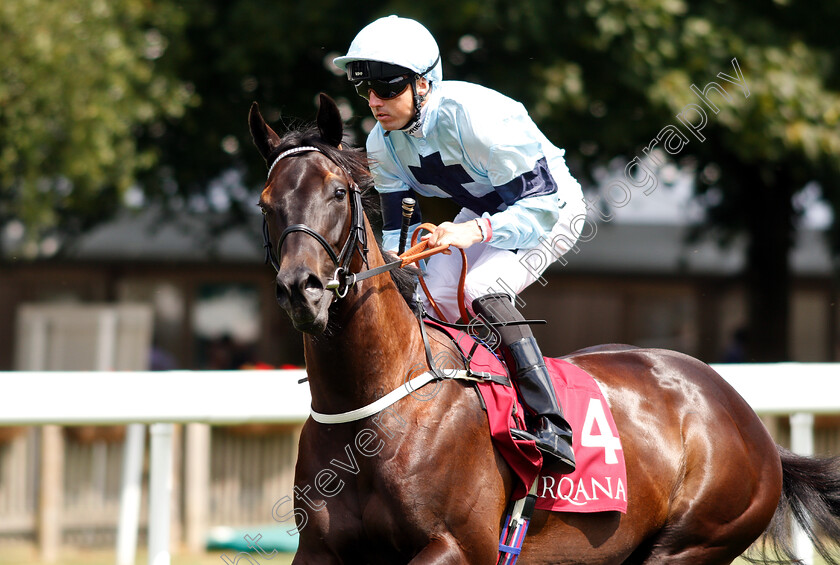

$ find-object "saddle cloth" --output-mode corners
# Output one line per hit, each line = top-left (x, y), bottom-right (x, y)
(429, 322), (628, 514)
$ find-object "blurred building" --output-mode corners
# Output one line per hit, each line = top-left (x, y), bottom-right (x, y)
(0, 208), (302, 373)
(1, 200), (836, 371)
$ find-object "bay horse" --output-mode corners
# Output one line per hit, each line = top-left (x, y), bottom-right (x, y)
(250, 94), (840, 564)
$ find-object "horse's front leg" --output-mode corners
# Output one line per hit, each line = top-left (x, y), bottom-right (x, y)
(291, 548), (340, 565)
(408, 534), (495, 565)
(408, 536), (465, 565)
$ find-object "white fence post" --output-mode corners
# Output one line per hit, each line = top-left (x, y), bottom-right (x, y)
(148, 423), (174, 565)
(789, 412), (815, 565)
(116, 424), (146, 565)
(184, 423), (211, 554)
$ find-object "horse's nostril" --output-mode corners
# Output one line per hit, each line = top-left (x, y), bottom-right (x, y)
(303, 273), (324, 296)
(277, 270), (324, 301)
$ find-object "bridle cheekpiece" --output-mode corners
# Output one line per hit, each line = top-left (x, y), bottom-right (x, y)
(261, 146), (401, 299)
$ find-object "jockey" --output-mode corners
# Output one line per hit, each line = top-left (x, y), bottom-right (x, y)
(334, 15), (585, 475)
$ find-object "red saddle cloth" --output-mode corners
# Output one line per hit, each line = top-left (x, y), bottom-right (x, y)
(432, 323), (628, 514)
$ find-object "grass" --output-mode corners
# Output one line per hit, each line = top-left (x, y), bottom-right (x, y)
(0, 546), (295, 565)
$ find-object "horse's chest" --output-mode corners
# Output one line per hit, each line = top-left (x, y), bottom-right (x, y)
(330, 460), (427, 529)
(297, 433), (436, 555)
(299, 484), (424, 561)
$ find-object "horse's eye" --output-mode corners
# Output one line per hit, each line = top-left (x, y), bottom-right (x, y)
(335, 188), (347, 200)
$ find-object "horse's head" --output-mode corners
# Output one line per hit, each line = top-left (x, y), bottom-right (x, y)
(250, 94), (370, 334)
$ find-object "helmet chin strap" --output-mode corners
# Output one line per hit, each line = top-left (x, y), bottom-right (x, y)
(399, 54), (439, 133)
(401, 77), (429, 134)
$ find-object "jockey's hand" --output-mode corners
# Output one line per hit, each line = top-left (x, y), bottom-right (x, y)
(422, 220), (483, 249)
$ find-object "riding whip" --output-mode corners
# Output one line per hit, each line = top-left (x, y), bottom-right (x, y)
(398, 197), (416, 255)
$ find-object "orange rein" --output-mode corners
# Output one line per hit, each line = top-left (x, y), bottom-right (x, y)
(396, 223), (469, 324)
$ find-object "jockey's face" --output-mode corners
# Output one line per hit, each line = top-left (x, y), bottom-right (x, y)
(367, 77), (429, 131)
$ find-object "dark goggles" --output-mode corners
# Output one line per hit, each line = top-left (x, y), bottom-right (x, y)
(346, 60), (411, 81)
(354, 75), (413, 100)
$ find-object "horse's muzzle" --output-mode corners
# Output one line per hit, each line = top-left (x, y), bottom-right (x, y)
(275, 267), (332, 333)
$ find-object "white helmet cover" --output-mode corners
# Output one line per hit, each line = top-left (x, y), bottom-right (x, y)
(333, 15), (443, 84)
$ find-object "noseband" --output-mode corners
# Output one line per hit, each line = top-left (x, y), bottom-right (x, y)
(261, 146), (400, 298)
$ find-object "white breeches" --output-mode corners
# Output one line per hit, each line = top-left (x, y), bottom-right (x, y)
(419, 207), (583, 322)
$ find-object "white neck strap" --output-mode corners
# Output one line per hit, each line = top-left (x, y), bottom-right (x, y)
(309, 369), (470, 424)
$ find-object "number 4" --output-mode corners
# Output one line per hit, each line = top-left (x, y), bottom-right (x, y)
(580, 398), (622, 464)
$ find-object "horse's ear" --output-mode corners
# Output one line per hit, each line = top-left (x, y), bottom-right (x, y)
(316, 93), (343, 147)
(248, 102), (282, 164)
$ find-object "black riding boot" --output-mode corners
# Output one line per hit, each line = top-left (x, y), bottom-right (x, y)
(472, 293), (576, 475)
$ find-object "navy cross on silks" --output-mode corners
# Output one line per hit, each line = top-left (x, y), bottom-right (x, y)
(408, 152), (559, 216)
(409, 152), (504, 216)
(381, 152), (560, 232)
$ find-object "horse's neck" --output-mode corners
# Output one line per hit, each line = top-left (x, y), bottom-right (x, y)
(303, 223), (427, 413)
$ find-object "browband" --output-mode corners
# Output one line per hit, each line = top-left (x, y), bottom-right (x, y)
(266, 145), (320, 180)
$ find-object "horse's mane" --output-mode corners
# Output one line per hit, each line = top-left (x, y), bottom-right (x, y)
(271, 124), (372, 191)
(271, 124), (421, 308)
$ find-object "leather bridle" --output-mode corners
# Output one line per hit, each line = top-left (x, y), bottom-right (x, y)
(261, 146), (402, 298)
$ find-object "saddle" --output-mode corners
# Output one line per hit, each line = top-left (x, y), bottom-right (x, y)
(426, 319), (628, 514)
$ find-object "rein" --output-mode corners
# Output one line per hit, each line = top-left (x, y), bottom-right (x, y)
(261, 146), (463, 314)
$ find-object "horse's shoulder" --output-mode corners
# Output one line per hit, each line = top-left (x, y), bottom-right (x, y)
(425, 325), (470, 366)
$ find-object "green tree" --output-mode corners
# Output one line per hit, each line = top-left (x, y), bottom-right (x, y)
(372, 0), (840, 361)
(6, 0), (837, 361)
(133, 0), (376, 237)
(154, 0), (839, 361)
(0, 0), (193, 256)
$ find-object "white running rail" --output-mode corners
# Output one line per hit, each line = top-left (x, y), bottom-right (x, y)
(0, 364), (835, 564)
